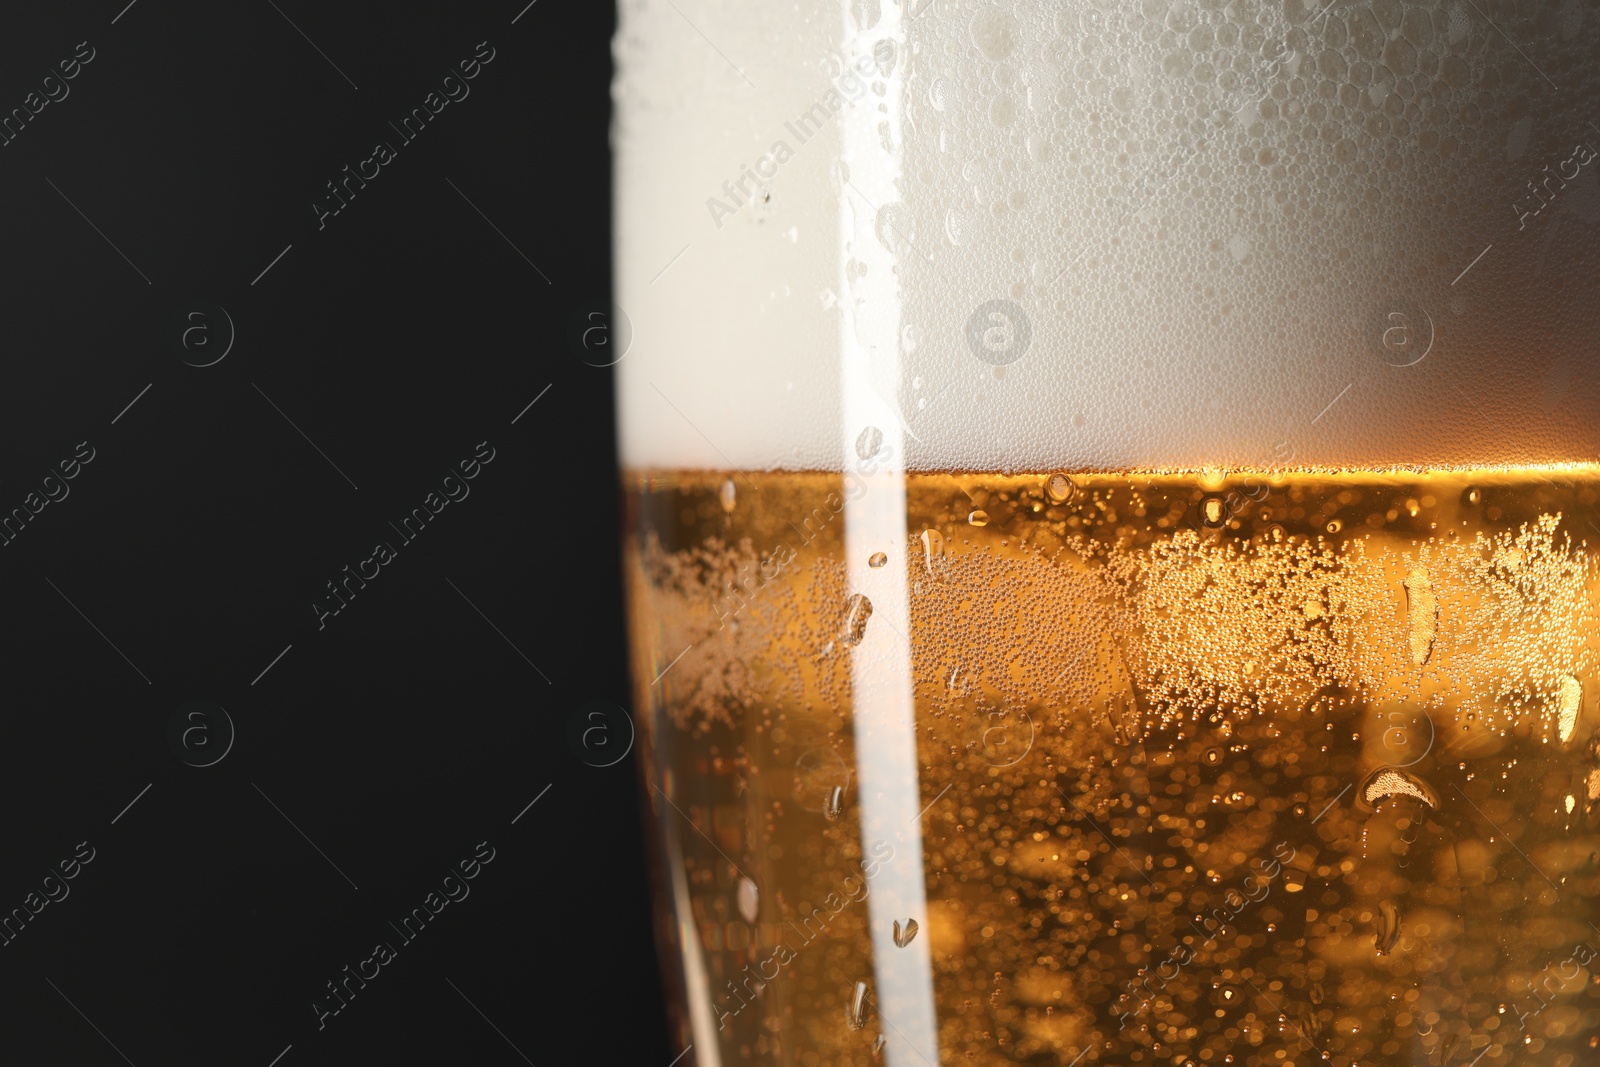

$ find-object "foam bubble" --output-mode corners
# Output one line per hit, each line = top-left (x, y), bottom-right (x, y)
(615, 0), (1600, 471)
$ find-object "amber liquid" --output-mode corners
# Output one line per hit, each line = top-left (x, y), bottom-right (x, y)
(626, 469), (1600, 1067)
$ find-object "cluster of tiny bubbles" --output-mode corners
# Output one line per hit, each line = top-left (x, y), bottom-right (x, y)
(883, 0), (1597, 465)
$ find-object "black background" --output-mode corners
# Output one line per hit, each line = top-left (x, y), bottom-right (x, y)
(0, 2), (670, 1063)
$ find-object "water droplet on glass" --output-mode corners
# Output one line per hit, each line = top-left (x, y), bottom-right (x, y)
(1558, 675), (1582, 744)
(847, 980), (870, 1030)
(874, 203), (914, 255)
(945, 208), (966, 246)
(736, 877), (759, 923)
(1374, 900), (1402, 955)
(1403, 566), (1438, 666)
(1361, 766), (1439, 809)
(873, 37), (896, 77)
(893, 918), (919, 947)
(868, 552), (888, 569)
(1045, 472), (1077, 504)
(719, 479), (737, 513)
(968, 510), (989, 527)
(825, 785), (845, 820)
(856, 425), (884, 460)
(842, 593), (874, 646)
(920, 529), (945, 576)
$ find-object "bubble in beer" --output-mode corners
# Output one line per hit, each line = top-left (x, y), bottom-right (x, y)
(1044, 472), (1077, 504)
(1403, 566), (1438, 666)
(736, 877), (759, 923)
(868, 551), (888, 568)
(856, 425), (884, 461)
(893, 918), (919, 947)
(842, 593), (874, 646)
(719, 479), (737, 513)
(968, 510), (989, 527)
(1203, 497), (1226, 526)
(847, 980), (870, 1031)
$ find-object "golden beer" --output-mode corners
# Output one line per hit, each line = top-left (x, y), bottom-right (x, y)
(627, 468), (1600, 1067)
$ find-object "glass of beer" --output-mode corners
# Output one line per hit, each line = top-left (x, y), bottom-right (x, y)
(614, 2), (1600, 1064)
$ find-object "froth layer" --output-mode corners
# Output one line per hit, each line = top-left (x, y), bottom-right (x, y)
(615, 0), (1600, 471)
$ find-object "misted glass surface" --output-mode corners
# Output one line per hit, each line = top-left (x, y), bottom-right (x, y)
(627, 469), (1600, 1066)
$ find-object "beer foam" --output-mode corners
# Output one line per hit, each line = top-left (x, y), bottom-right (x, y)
(616, 0), (1600, 472)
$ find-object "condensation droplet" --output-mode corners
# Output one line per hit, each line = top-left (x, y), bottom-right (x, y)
(873, 38), (896, 78)
(893, 918), (919, 947)
(1361, 766), (1439, 809)
(847, 980), (870, 1030)
(945, 208), (966, 246)
(842, 593), (874, 646)
(1403, 565), (1438, 666)
(868, 551), (888, 569)
(1374, 900), (1402, 956)
(856, 425), (884, 460)
(1045, 472), (1076, 504)
(968, 510), (989, 527)
(1558, 675), (1582, 744)
(874, 203), (913, 255)
(920, 528), (945, 576)
(719, 479), (737, 513)
(736, 877), (759, 923)
(825, 785), (845, 820)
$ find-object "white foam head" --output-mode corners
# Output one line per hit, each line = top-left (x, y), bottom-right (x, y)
(615, 0), (1600, 472)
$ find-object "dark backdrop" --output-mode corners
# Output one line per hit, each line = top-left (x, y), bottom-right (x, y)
(0, 2), (669, 1064)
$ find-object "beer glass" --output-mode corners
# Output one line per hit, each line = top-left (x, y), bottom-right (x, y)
(614, 2), (1600, 1064)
